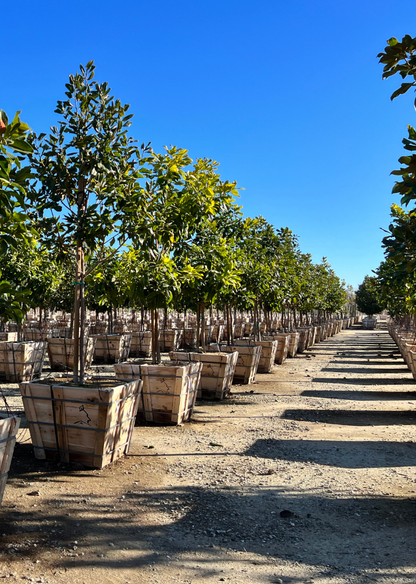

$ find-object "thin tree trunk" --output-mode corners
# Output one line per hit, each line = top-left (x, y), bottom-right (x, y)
(151, 309), (161, 364)
(73, 240), (83, 383)
(199, 302), (206, 350)
(79, 247), (86, 383)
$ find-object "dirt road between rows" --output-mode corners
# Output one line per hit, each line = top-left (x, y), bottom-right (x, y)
(1, 324), (416, 584)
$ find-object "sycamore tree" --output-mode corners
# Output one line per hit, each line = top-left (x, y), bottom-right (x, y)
(29, 62), (149, 382)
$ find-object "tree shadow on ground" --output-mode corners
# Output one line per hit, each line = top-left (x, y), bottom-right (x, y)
(1, 464), (416, 582)
(322, 367), (410, 374)
(244, 437), (416, 468)
(281, 408), (416, 425)
(301, 389), (416, 401)
(312, 377), (415, 386)
(329, 360), (403, 365)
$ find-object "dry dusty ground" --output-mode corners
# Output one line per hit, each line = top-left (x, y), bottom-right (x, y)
(1, 325), (416, 584)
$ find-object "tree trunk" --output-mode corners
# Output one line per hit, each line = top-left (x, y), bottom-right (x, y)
(73, 240), (84, 384)
(151, 309), (160, 364)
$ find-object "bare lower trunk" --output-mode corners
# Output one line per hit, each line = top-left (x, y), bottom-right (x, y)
(198, 302), (206, 350)
(73, 240), (84, 383)
(151, 309), (160, 364)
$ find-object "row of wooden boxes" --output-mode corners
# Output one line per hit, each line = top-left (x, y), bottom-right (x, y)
(0, 320), (349, 502)
(388, 323), (416, 379)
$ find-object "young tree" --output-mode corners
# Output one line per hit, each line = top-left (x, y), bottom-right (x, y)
(29, 62), (149, 382)
(356, 276), (384, 317)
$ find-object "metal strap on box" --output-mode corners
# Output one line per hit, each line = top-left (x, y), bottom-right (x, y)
(26, 414), (137, 433)
(0, 435), (17, 446)
(21, 394), (138, 406)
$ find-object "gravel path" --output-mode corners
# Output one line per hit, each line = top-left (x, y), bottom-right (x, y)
(1, 325), (416, 584)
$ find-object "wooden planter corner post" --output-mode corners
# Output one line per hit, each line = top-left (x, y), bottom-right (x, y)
(0, 416), (21, 506)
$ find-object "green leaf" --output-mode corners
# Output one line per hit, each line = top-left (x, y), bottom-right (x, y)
(10, 139), (33, 154)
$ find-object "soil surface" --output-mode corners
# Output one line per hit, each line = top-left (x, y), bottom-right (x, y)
(1, 324), (416, 584)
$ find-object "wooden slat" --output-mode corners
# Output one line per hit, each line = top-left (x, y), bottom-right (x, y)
(51, 386), (70, 464)
(20, 382), (46, 459)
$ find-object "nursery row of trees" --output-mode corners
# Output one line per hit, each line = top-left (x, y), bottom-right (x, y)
(1, 62), (349, 381)
(364, 35), (416, 317)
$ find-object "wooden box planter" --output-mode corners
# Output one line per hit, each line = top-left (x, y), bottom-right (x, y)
(113, 324), (127, 334)
(314, 326), (322, 343)
(288, 332), (300, 358)
(362, 318), (377, 330)
(0, 341), (47, 382)
(219, 344), (262, 384)
(272, 334), (290, 365)
(89, 323), (108, 335)
(114, 361), (202, 424)
(159, 329), (181, 353)
(47, 337), (96, 372)
(169, 351), (238, 400)
(0, 416), (20, 506)
(222, 325), (235, 343)
(243, 323), (254, 337)
(234, 323), (243, 339)
(48, 327), (72, 339)
(19, 376), (141, 468)
(408, 349), (416, 379)
(211, 324), (225, 344)
(296, 329), (309, 353)
(182, 328), (197, 350)
(23, 329), (48, 342)
(92, 334), (132, 364)
(130, 331), (152, 358)
(234, 340), (278, 373)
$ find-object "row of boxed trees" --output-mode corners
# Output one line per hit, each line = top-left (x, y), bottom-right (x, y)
(359, 35), (416, 319)
(0, 62), (350, 382)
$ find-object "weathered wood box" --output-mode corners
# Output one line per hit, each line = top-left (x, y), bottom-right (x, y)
(169, 351), (238, 400)
(47, 337), (96, 371)
(159, 329), (181, 352)
(288, 332), (300, 358)
(92, 334), (132, 364)
(23, 329), (48, 342)
(269, 334), (290, 365)
(218, 344), (261, 384)
(19, 376), (141, 468)
(130, 331), (152, 358)
(234, 340), (278, 373)
(296, 329), (309, 353)
(114, 361), (202, 424)
(182, 328), (197, 350)
(0, 416), (20, 506)
(0, 341), (47, 382)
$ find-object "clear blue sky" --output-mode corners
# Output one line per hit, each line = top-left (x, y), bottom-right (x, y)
(4, 0), (416, 289)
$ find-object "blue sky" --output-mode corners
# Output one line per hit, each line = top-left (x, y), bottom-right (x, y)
(4, 0), (416, 288)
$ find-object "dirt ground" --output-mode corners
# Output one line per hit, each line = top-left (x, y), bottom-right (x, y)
(1, 324), (416, 584)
